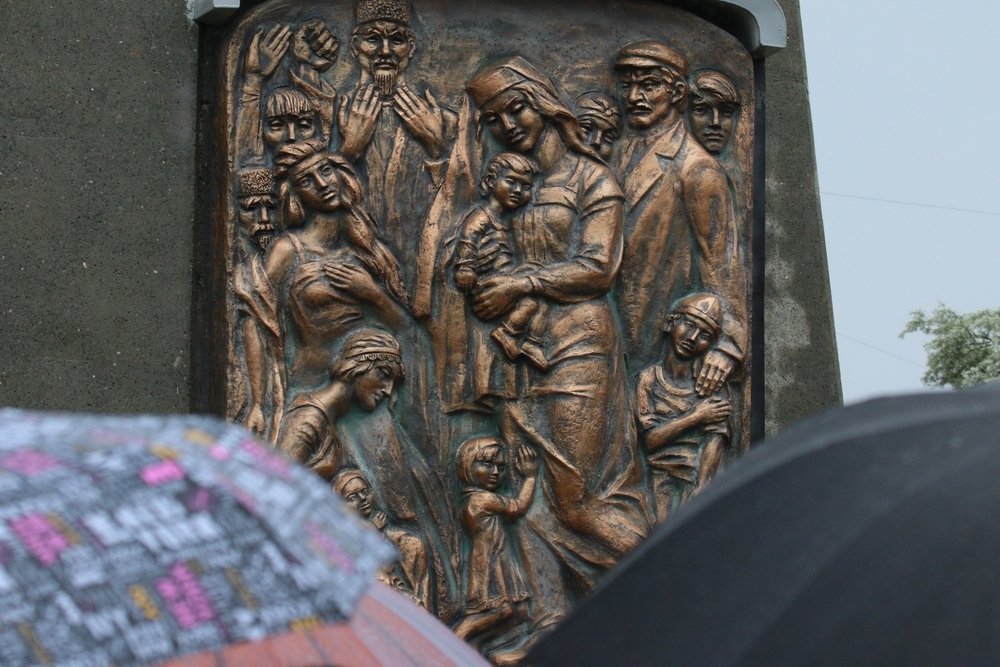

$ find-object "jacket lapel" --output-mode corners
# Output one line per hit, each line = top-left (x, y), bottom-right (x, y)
(622, 120), (686, 209)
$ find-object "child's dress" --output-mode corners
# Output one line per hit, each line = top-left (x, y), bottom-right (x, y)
(460, 487), (530, 613)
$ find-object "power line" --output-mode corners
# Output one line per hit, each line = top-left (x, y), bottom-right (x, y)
(821, 191), (1000, 218)
(837, 332), (925, 369)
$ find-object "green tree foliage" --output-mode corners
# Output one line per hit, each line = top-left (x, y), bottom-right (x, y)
(902, 305), (1000, 388)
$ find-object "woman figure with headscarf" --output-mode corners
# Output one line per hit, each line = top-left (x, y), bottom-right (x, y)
(461, 56), (653, 626)
(239, 139), (409, 438)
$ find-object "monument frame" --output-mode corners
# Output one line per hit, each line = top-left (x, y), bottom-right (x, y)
(191, 0), (786, 444)
(190, 0), (787, 657)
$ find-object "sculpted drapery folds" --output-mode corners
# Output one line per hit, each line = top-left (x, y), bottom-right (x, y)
(222, 2), (755, 659)
(465, 57), (652, 628)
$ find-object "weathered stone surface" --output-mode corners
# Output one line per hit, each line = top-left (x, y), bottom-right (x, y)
(763, 0), (842, 434)
(0, 0), (197, 411)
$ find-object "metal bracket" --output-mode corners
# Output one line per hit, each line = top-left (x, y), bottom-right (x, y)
(717, 0), (787, 55)
(186, 0), (786, 56)
(187, 0), (241, 25)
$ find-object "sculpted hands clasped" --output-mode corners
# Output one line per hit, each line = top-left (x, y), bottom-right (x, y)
(472, 275), (531, 321)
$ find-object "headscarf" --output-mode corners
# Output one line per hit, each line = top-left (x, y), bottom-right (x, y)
(466, 56), (601, 162)
(329, 328), (405, 382)
(333, 468), (369, 497)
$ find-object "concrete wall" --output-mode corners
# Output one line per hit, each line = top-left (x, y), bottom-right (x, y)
(763, 0), (843, 434)
(0, 0), (840, 430)
(0, 0), (197, 412)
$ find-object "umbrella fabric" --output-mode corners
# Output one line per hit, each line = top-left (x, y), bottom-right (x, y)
(528, 385), (1000, 667)
(158, 581), (489, 666)
(0, 410), (395, 667)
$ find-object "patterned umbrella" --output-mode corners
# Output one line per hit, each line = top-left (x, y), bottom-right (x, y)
(0, 410), (482, 666)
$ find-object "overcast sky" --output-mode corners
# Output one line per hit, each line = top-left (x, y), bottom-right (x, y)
(799, 0), (1000, 404)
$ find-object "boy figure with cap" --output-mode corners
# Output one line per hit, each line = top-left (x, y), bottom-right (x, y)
(337, 0), (457, 293)
(635, 293), (733, 523)
(612, 40), (747, 394)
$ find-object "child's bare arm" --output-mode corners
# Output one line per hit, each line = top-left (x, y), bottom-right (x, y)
(643, 397), (731, 452)
(508, 445), (537, 517)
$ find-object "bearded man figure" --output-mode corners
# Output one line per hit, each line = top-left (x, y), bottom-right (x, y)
(337, 0), (458, 296)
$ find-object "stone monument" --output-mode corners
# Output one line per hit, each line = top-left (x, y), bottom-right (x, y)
(199, 0), (787, 659)
(0, 0), (842, 662)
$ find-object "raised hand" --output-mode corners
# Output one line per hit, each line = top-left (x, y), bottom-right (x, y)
(393, 86), (446, 157)
(292, 19), (339, 73)
(691, 396), (732, 424)
(514, 444), (538, 477)
(246, 25), (291, 77)
(338, 85), (382, 159)
(245, 404), (266, 436)
(695, 349), (735, 396)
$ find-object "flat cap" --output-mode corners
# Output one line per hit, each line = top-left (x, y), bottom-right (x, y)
(672, 292), (723, 335)
(615, 40), (689, 76)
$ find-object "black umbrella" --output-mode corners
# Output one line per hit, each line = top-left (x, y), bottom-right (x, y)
(528, 384), (1000, 667)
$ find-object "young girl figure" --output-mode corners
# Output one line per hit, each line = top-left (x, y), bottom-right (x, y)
(453, 435), (537, 654)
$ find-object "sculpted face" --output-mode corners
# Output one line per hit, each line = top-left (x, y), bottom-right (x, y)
(481, 90), (545, 154)
(238, 194), (278, 251)
(352, 364), (396, 412)
(617, 68), (679, 130)
(669, 314), (716, 360)
(688, 95), (739, 154)
(472, 447), (505, 491)
(491, 168), (533, 211)
(340, 476), (374, 518)
(263, 112), (317, 149)
(353, 20), (414, 95)
(291, 158), (346, 212)
(577, 116), (619, 161)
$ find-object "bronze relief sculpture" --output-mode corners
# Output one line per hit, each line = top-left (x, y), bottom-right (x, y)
(213, 0), (756, 661)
